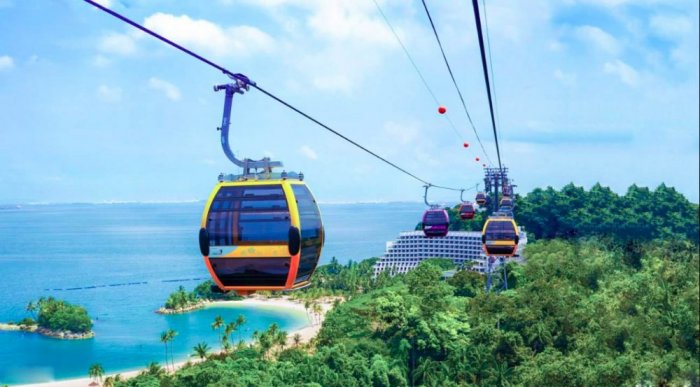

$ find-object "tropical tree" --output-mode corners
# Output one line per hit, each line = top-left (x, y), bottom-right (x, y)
(143, 362), (164, 377)
(102, 376), (115, 387)
(88, 363), (104, 384)
(235, 314), (246, 342)
(211, 315), (224, 343)
(160, 331), (170, 371)
(192, 342), (210, 360)
(166, 329), (178, 370)
(293, 333), (302, 347)
(25, 301), (36, 320)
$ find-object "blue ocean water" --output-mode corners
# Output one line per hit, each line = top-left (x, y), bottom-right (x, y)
(0, 202), (423, 384)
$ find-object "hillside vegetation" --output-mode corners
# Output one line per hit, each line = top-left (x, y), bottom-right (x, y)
(117, 183), (699, 386)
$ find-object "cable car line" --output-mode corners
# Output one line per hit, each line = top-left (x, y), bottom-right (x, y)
(419, 0), (493, 166)
(481, 0), (501, 141)
(371, 0), (465, 144)
(82, 0), (470, 193)
(471, 0), (503, 170)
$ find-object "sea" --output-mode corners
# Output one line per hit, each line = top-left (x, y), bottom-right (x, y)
(0, 201), (424, 384)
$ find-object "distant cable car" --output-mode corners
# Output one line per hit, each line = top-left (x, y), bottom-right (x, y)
(198, 79), (324, 295)
(422, 209), (449, 237)
(481, 216), (519, 257)
(421, 185), (449, 237)
(457, 189), (475, 220)
(475, 191), (487, 206)
(458, 203), (475, 220)
(500, 196), (513, 208)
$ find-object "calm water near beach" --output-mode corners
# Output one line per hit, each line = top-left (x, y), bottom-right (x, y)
(0, 201), (422, 384)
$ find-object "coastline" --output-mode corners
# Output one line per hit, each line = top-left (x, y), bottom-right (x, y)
(15, 296), (335, 387)
(0, 323), (94, 340)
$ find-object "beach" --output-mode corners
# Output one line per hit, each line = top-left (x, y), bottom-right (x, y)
(15, 296), (335, 387)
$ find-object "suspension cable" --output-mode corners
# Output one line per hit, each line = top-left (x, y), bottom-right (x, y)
(419, 0), (493, 166)
(82, 0), (474, 192)
(481, 0), (501, 144)
(470, 0), (503, 170)
(371, 0), (465, 144)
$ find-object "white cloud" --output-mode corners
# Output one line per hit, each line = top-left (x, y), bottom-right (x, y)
(0, 55), (14, 71)
(299, 145), (318, 160)
(148, 77), (181, 101)
(306, 1), (394, 45)
(575, 25), (620, 54)
(94, 0), (112, 8)
(554, 69), (577, 86)
(649, 14), (693, 39)
(97, 85), (122, 102)
(384, 121), (418, 145)
(603, 59), (639, 86)
(142, 13), (275, 58)
(98, 32), (137, 56)
(92, 55), (111, 67)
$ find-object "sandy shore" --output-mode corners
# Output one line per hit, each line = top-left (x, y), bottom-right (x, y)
(15, 296), (336, 387)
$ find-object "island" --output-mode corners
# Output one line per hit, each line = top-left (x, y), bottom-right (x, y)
(0, 297), (94, 339)
(156, 281), (241, 314)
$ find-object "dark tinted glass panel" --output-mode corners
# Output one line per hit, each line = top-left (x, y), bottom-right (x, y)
(424, 211), (448, 224)
(485, 221), (517, 240)
(210, 257), (290, 286)
(206, 185), (290, 246)
(291, 185), (323, 284)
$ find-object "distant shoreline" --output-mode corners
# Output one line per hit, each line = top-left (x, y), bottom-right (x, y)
(0, 322), (94, 340)
(15, 295), (336, 387)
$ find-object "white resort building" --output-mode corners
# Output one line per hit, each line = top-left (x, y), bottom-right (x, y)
(373, 230), (528, 276)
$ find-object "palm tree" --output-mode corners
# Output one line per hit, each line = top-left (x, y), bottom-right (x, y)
(103, 376), (115, 387)
(166, 329), (178, 370)
(160, 331), (170, 371)
(88, 363), (105, 384)
(303, 300), (311, 323)
(26, 301), (37, 320)
(292, 333), (302, 347)
(235, 314), (246, 342)
(211, 315), (224, 345)
(192, 342), (210, 360)
(275, 330), (288, 352)
(224, 322), (237, 344)
(312, 303), (323, 325)
(144, 362), (164, 377)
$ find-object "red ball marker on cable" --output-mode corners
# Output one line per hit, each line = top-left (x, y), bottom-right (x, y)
(463, 142), (469, 148)
(475, 157), (480, 162)
(438, 106), (447, 114)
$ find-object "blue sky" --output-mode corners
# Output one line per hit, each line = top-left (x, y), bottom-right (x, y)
(0, 0), (698, 204)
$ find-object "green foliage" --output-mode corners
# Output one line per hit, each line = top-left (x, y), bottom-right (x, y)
(120, 238), (699, 386)
(193, 280), (243, 301)
(114, 183), (699, 386)
(164, 281), (242, 311)
(516, 183), (699, 243)
(33, 297), (92, 333)
(291, 257), (398, 301)
(164, 286), (200, 310)
(420, 258), (455, 270)
(18, 317), (36, 326)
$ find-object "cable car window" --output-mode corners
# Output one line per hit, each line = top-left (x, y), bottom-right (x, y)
(485, 221), (517, 240)
(291, 185), (322, 284)
(210, 257), (290, 286)
(424, 211), (447, 223)
(207, 185), (290, 245)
